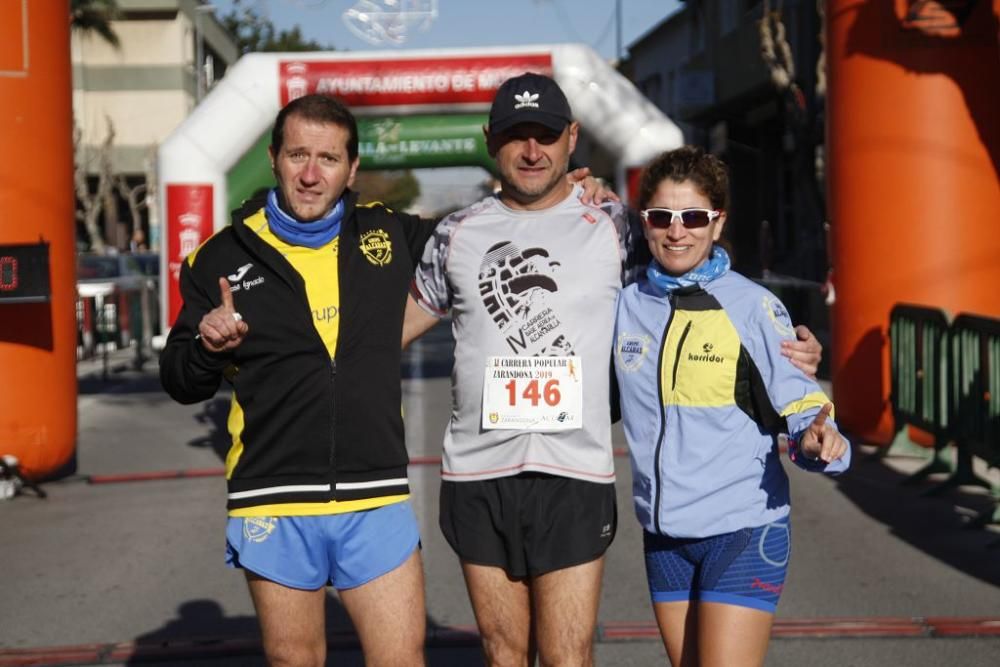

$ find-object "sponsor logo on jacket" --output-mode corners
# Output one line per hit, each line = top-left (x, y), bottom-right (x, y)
(688, 342), (725, 364)
(616, 333), (651, 372)
(360, 229), (392, 266)
(763, 295), (794, 336)
(228, 263), (253, 282)
(313, 305), (339, 323)
(225, 262), (266, 292)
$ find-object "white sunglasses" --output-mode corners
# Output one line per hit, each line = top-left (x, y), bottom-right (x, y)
(640, 208), (720, 229)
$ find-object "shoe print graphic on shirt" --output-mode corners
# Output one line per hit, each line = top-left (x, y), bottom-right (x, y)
(478, 241), (575, 356)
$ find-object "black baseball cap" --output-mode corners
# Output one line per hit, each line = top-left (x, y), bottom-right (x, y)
(488, 72), (573, 135)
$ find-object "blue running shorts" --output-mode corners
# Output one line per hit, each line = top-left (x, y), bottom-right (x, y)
(225, 500), (420, 591)
(643, 518), (790, 613)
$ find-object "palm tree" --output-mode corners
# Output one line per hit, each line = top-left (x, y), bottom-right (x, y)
(70, 0), (120, 48)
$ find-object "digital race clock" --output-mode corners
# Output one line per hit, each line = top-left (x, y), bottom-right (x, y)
(0, 243), (51, 303)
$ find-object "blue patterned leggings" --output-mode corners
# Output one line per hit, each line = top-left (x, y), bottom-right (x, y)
(643, 518), (790, 613)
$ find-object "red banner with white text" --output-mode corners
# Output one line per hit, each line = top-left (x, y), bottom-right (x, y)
(165, 184), (214, 326)
(280, 54), (553, 108)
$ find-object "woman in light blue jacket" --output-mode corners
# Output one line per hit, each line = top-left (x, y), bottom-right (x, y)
(613, 146), (850, 667)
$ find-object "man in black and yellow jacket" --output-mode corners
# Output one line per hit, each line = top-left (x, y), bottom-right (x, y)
(160, 94), (436, 667)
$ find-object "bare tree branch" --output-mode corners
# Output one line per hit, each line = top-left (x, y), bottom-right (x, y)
(74, 116), (116, 253)
(115, 175), (146, 247)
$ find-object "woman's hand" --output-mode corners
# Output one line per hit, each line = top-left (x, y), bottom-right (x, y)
(798, 403), (848, 463)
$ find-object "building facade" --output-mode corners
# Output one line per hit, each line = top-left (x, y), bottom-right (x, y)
(72, 0), (238, 251)
(626, 0), (828, 284)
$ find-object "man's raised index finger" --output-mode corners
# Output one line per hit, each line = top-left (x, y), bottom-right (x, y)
(218, 277), (234, 310)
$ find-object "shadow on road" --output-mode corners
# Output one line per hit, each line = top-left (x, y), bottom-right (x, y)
(78, 368), (166, 395)
(834, 449), (1000, 588)
(123, 593), (484, 666)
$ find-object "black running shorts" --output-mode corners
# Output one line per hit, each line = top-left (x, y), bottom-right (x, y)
(439, 473), (617, 578)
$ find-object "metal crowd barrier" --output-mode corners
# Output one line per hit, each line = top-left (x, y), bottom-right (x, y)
(76, 280), (158, 380)
(950, 314), (1000, 528)
(888, 304), (999, 528)
(888, 304), (952, 483)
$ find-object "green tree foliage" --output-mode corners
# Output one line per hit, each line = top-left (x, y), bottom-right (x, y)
(355, 171), (421, 213)
(70, 0), (120, 48)
(220, 0), (331, 54)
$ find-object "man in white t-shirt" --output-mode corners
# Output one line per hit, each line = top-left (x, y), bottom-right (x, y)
(403, 73), (821, 666)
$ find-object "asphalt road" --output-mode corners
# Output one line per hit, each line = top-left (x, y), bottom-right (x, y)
(1, 338), (998, 666)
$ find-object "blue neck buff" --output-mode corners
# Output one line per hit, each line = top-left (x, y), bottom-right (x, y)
(265, 188), (345, 249)
(646, 245), (731, 295)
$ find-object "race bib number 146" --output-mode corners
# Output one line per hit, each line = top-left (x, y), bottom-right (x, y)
(481, 356), (583, 431)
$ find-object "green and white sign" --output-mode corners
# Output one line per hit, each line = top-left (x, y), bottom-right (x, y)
(227, 114), (493, 211)
(359, 115), (490, 169)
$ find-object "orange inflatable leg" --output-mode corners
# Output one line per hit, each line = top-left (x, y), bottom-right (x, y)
(826, 0), (1000, 443)
(0, 1), (78, 479)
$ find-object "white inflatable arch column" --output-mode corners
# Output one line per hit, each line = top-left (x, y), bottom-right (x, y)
(158, 44), (683, 330)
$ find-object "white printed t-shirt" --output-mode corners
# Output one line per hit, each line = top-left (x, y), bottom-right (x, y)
(411, 185), (632, 484)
